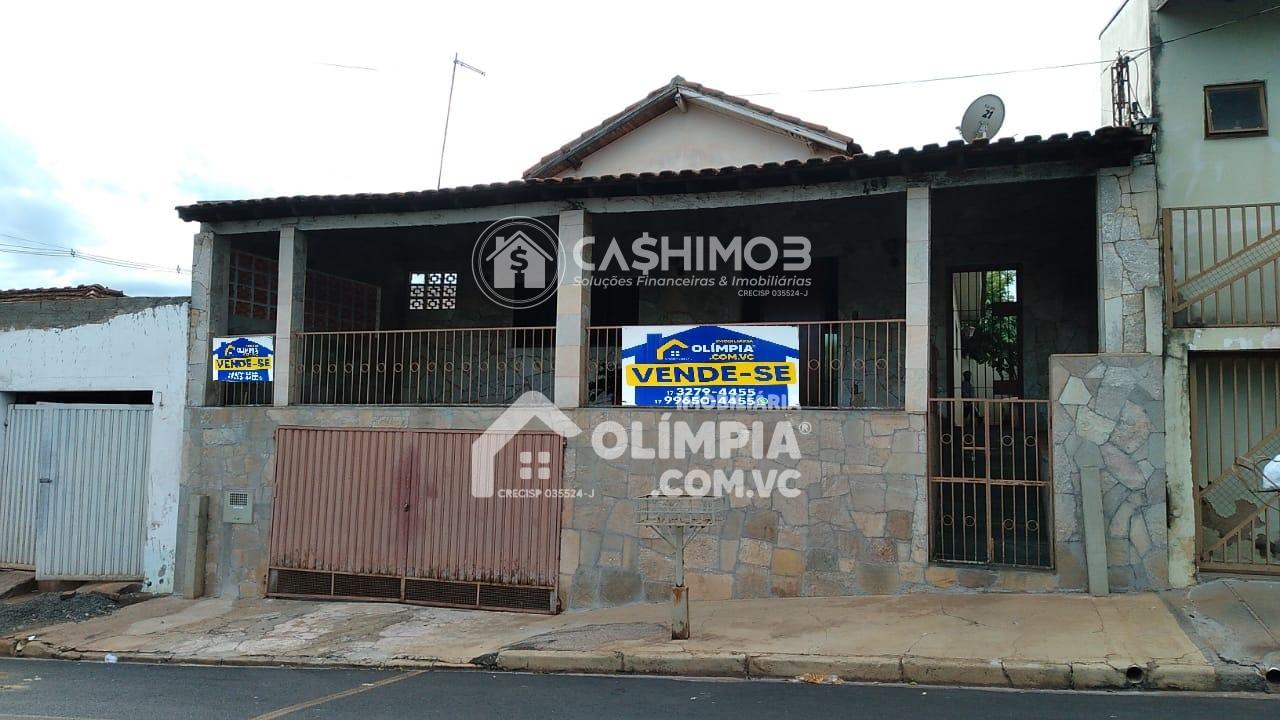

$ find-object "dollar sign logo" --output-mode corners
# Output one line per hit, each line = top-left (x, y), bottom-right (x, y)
(509, 244), (529, 274)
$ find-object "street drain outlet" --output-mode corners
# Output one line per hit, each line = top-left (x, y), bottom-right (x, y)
(1265, 667), (1280, 687)
(1125, 665), (1145, 685)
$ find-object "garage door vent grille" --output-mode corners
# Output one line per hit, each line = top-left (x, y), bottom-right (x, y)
(479, 583), (555, 612)
(271, 568), (332, 596)
(333, 572), (401, 599)
(405, 578), (479, 607)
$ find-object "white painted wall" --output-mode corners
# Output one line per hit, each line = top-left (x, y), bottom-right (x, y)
(556, 104), (842, 178)
(1151, 0), (1280, 207)
(0, 301), (189, 593)
(1099, 0), (1154, 127)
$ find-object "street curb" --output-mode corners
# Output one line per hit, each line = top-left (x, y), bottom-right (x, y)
(623, 651), (747, 677)
(496, 650), (622, 674)
(7, 640), (1267, 692)
(6, 639), (477, 672)
(748, 653), (902, 683)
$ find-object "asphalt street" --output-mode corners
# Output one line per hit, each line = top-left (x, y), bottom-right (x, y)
(0, 658), (1274, 719)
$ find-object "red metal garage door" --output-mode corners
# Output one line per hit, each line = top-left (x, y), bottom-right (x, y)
(267, 427), (563, 613)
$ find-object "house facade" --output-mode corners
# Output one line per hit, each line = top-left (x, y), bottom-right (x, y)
(1102, 0), (1280, 584)
(0, 291), (189, 593)
(175, 79), (1167, 610)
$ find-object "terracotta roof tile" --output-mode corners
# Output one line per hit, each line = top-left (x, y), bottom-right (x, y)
(176, 127), (1151, 224)
(0, 284), (126, 302)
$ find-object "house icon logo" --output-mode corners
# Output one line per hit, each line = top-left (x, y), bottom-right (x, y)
(471, 391), (582, 498)
(485, 230), (554, 289)
(471, 216), (564, 309)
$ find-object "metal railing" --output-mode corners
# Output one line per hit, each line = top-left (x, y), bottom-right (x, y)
(217, 380), (274, 406)
(585, 319), (905, 409)
(927, 398), (1053, 569)
(292, 327), (555, 405)
(1164, 203), (1280, 327)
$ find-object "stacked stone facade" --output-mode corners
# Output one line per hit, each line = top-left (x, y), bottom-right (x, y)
(1051, 354), (1168, 591)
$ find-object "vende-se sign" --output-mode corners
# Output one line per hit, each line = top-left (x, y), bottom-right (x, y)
(212, 335), (274, 382)
(620, 324), (800, 408)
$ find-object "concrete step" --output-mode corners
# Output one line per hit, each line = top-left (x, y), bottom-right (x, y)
(0, 570), (36, 599)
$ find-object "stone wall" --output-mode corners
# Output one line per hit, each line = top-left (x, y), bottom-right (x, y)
(1051, 354), (1168, 592)
(1097, 157), (1161, 354)
(559, 409), (928, 608)
(182, 405), (1082, 604)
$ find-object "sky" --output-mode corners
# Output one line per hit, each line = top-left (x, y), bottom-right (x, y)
(0, 0), (1125, 296)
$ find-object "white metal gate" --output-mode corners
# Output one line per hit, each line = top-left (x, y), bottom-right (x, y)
(1, 404), (151, 580)
(0, 406), (40, 569)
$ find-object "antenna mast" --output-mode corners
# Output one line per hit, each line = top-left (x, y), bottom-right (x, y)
(437, 53), (486, 190)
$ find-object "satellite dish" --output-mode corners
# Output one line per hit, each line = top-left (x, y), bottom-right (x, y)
(959, 94), (1005, 142)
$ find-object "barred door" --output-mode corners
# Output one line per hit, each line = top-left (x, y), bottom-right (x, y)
(1191, 352), (1280, 574)
(927, 398), (1053, 568)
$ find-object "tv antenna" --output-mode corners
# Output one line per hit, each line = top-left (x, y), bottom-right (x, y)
(437, 53), (486, 190)
(958, 94), (1005, 142)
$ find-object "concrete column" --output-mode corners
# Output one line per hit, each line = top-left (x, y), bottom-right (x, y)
(187, 226), (230, 407)
(274, 226), (307, 406)
(553, 209), (591, 408)
(1163, 334), (1196, 588)
(905, 186), (931, 413)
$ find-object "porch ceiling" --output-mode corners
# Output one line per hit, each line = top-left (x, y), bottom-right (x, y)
(176, 128), (1151, 224)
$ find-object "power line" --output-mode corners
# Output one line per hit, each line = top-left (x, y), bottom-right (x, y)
(739, 4), (1280, 97)
(0, 232), (189, 275)
(739, 59), (1110, 97)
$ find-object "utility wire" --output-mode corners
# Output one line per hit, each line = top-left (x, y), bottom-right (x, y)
(739, 4), (1280, 97)
(0, 232), (189, 275)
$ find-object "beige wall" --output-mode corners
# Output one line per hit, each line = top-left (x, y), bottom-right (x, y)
(557, 104), (841, 178)
(1151, 0), (1280, 208)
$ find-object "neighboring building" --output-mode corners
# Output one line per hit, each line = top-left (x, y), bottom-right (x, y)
(524, 77), (859, 178)
(174, 76), (1168, 609)
(1101, 0), (1280, 584)
(0, 291), (189, 594)
(0, 284), (126, 302)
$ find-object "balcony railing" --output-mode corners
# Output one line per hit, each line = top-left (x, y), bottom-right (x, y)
(293, 327), (555, 405)
(1165, 203), (1280, 327)
(585, 319), (906, 409)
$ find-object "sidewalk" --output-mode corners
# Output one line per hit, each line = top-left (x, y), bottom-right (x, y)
(5, 586), (1277, 692)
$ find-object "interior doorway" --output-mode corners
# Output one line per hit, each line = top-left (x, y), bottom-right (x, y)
(949, 268), (1022, 399)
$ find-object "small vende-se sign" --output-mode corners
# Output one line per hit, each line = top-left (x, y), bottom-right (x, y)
(212, 335), (274, 382)
(620, 324), (800, 408)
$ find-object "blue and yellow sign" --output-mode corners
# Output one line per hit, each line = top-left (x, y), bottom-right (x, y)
(212, 335), (274, 382)
(620, 325), (800, 408)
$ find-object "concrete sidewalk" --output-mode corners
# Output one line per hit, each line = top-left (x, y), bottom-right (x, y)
(4, 590), (1274, 692)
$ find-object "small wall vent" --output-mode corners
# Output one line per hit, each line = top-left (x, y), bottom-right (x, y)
(223, 490), (253, 524)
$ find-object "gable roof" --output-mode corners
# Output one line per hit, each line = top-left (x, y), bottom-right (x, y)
(523, 76), (861, 179)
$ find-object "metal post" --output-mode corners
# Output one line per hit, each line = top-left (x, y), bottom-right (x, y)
(671, 525), (689, 640)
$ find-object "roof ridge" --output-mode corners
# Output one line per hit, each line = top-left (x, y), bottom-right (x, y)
(521, 76), (860, 179)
